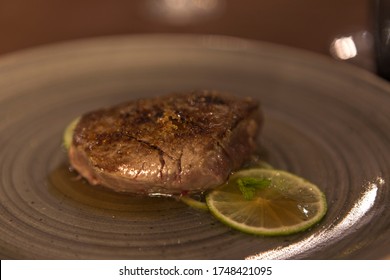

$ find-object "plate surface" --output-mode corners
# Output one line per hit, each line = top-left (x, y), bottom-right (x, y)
(0, 35), (389, 259)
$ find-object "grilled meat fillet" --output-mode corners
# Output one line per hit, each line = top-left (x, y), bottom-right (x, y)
(68, 90), (262, 194)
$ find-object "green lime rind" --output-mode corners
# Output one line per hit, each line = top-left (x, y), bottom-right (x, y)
(180, 195), (209, 211)
(63, 117), (80, 150)
(205, 168), (327, 236)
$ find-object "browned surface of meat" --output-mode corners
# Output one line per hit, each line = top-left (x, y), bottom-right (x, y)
(68, 90), (262, 194)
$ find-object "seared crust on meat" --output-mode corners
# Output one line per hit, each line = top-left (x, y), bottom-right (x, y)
(69, 90), (262, 194)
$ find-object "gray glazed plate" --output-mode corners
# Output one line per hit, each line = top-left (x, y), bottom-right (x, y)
(0, 35), (389, 259)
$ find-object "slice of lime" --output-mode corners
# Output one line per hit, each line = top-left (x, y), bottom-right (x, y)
(180, 162), (273, 211)
(180, 194), (209, 211)
(205, 168), (327, 236)
(63, 117), (80, 150)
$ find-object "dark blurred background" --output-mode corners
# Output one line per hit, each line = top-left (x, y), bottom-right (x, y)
(0, 0), (375, 70)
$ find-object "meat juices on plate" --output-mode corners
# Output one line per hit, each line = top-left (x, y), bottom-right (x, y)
(68, 90), (262, 195)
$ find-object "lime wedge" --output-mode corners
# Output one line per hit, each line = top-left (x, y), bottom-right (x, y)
(180, 161), (273, 211)
(63, 117), (80, 150)
(205, 168), (327, 236)
(180, 194), (209, 211)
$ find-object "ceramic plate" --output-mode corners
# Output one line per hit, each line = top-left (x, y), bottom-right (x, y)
(0, 35), (389, 259)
